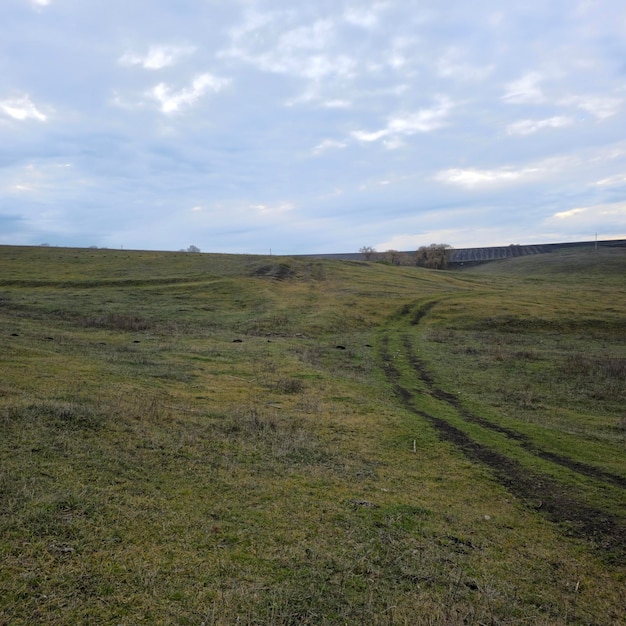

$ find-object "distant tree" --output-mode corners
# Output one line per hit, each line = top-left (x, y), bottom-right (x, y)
(359, 245), (377, 261)
(40, 243), (50, 247)
(187, 245), (201, 253)
(397, 252), (414, 266)
(414, 244), (452, 269)
(383, 249), (404, 265)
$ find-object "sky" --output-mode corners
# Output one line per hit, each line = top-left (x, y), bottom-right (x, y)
(1, 0), (626, 254)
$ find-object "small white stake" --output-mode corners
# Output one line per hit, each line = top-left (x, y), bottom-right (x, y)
(412, 440), (416, 453)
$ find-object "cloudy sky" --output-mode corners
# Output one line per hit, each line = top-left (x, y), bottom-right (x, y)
(1, 0), (625, 253)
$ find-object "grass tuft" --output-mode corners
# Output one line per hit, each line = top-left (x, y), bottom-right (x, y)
(5, 401), (105, 430)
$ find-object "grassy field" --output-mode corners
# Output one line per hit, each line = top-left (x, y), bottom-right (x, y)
(0, 245), (624, 625)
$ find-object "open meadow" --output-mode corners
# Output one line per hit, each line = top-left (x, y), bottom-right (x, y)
(1, 245), (624, 625)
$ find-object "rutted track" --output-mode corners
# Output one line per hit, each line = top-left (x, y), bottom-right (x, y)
(400, 335), (626, 490)
(378, 309), (626, 557)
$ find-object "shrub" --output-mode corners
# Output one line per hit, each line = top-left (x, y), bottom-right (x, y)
(273, 377), (305, 394)
(415, 244), (452, 269)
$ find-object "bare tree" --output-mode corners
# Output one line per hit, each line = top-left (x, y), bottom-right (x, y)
(359, 246), (376, 261)
(187, 245), (201, 253)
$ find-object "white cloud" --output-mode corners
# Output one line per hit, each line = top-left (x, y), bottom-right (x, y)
(388, 102), (453, 132)
(228, 9), (278, 41)
(250, 202), (294, 216)
(119, 45), (195, 70)
(553, 207), (586, 219)
(280, 19), (334, 51)
(0, 95), (47, 121)
(548, 202), (626, 230)
(375, 231), (457, 251)
(312, 138), (348, 155)
(561, 95), (622, 120)
(352, 97), (453, 145)
(110, 90), (144, 111)
(286, 89), (353, 108)
(344, 4), (389, 29)
(284, 85), (319, 107)
(2, 161), (75, 198)
(595, 173), (626, 186)
(435, 166), (541, 188)
(435, 153), (581, 189)
(502, 72), (545, 104)
(386, 53), (407, 70)
(554, 203), (626, 220)
(266, 52), (354, 81)
(589, 145), (626, 163)
(149, 74), (230, 114)
(306, 55), (356, 81)
(437, 49), (494, 82)
(351, 129), (386, 142)
(219, 11), (373, 111)
(221, 17), (356, 86)
(225, 45), (355, 83)
(30, 0), (51, 7)
(383, 37), (418, 71)
(382, 136), (406, 150)
(323, 99), (351, 109)
(506, 116), (574, 136)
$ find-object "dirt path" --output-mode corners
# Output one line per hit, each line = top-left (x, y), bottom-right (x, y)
(378, 325), (626, 558)
(400, 335), (626, 490)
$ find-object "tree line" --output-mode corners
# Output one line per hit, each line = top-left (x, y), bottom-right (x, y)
(359, 244), (452, 269)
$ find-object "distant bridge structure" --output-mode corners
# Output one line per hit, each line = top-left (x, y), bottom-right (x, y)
(449, 244), (548, 264)
(298, 239), (626, 265)
(448, 239), (626, 266)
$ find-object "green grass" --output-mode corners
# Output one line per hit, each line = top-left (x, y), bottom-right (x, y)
(1, 245), (625, 624)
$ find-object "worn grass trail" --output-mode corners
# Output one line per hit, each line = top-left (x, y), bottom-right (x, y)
(400, 331), (626, 489)
(378, 313), (625, 558)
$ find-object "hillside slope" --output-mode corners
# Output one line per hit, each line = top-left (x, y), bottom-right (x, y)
(1, 245), (624, 625)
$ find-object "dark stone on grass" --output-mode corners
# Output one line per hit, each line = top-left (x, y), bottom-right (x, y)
(336, 345), (346, 350)
(233, 339), (243, 343)
(348, 499), (378, 508)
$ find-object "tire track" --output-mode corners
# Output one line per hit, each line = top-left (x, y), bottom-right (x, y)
(401, 335), (626, 490)
(378, 331), (626, 557)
